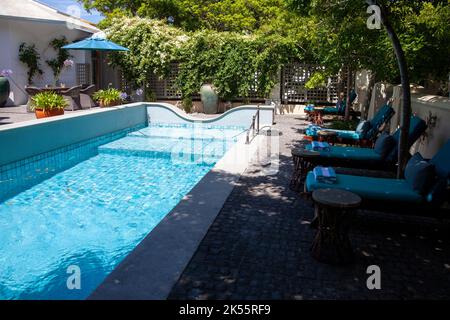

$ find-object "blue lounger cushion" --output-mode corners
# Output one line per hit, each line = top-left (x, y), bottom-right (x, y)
(305, 144), (383, 161)
(405, 153), (436, 195)
(385, 115), (427, 162)
(430, 139), (450, 179)
(305, 127), (361, 140)
(374, 133), (395, 158)
(305, 171), (424, 204)
(305, 105), (315, 112)
(305, 104), (394, 141)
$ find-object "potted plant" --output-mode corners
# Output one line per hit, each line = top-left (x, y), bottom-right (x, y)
(31, 91), (67, 118)
(93, 88), (125, 107)
(0, 69), (12, 107)
(200, 83), (219, 114)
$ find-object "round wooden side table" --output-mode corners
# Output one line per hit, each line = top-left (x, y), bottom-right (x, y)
(317, 130), (338, 145)
(311, 188), (361, 265)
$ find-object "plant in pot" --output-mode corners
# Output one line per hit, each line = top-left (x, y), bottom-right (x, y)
(0, 69), (13, 107)
(31, 91), (67, 119)
(93, 88), (125, 107)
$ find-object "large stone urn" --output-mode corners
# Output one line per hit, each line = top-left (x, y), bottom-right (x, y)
(0, 76), (10, 107)
(200, 83), (219, 114)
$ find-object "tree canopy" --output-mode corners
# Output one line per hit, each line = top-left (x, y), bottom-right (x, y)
(81, 0), (449, 89)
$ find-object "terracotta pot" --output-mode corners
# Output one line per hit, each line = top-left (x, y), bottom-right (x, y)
(35, 108), (65, 119)
(99, 100), (121, 108)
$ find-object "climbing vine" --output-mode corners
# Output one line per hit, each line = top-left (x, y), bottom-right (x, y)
(18, 43), (43, 84)
(46, 37), (72, 85)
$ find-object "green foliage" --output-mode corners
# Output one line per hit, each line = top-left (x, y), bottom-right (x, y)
(182, 96), (193, 113)
(87, 0), (449, 97)
(80, 0), (287, 32)
(93, 88), (123, 105)
(104, 17), (301, 100)
(46, 37), (71, 84)
(105, 17), (186, 87)
(288, 0), (450, 84)
(18, 43), (43, 84)
(305, 71), (327, 89)
(31, 91), (67, 111)
(177, 31), (301, 100)
(329, 119), (358, 131)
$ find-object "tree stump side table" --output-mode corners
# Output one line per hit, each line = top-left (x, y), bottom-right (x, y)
(317, 130), (338, 145)
(311, 189), (361, 265)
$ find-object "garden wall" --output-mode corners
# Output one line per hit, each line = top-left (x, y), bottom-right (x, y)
(390, 87), (450, 159)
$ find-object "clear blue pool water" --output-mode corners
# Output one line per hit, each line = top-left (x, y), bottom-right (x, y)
(0, 123), (245, 300)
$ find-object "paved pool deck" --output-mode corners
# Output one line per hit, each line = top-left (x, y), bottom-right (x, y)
(0, 105), (220, 126)
(168, 114), (450, 300)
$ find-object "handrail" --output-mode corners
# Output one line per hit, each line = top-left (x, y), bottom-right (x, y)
(245, 104), (260, 144)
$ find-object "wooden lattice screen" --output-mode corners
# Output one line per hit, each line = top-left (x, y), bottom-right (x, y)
(148, 63), (182, 99)
(130, 62), (348, 103)
(281, 63), (348, 104)
(76, 63), (91, 86)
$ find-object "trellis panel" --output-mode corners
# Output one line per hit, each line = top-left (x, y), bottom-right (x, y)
(281, 63), (348, 104)
(76, 63), (91, 86)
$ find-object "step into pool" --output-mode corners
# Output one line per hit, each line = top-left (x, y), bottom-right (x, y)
(0, 123), (246, 299)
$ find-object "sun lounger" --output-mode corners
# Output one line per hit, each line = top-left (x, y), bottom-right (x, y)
(305, 104), (395, 144)
(305, 139), (450, 216)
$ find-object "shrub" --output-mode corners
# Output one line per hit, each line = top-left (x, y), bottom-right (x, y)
(31, 92), (67, 111)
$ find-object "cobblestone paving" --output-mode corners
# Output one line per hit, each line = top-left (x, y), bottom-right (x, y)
(168, 114), (450, 300)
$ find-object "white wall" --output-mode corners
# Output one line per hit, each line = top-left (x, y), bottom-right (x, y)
(390, 87), (450, 158)
(0, 18), (93, 105)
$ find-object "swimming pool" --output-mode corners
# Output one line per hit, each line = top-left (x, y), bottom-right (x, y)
(0, 123), (246, 300)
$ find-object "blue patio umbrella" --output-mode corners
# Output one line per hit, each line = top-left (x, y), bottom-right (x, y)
(62, 32), (129, 52)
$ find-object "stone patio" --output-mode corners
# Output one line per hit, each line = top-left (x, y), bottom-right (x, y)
(0, 105), (221, 126)
(168, 114), (450, 300)
(0, 105), (91, 125)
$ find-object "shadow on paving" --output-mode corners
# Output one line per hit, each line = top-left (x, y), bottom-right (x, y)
(168, 114), (450, 300)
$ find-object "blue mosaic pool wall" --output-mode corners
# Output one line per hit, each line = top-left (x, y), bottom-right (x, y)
(0, 124), (146, 203)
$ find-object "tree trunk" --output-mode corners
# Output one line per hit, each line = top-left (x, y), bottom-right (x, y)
(344, 66), (352, 120)
(379, 6), (411, 178)
(363, 71), (376, 120)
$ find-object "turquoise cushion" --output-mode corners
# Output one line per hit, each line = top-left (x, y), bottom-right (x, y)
(324, 107), (339, 114)
(336, 130), (361, 141)
(305, 126), (361, 141)
(305, 105), (315, 112)
(356, 120), (371, 139)
(374, 133), (395, 158)
(306, 172), (424, 203)
(386, 115), (427, 162)
(305, 145), (382, 161)
(405, 153), (436, 195)
(366, 104), (395, 140)
(426, 178), (448, 206)
(430, 139), (450, 178)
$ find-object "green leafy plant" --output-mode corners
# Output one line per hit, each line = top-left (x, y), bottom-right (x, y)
(182, 96), (193, 113)
(46, 37), (72, 85)
(329, 119), (358, 131)
(93, 88), (123, 106)
(18, 43), (43, 84)
(305, 71), (327, 89)
(30, 91), (67, 111)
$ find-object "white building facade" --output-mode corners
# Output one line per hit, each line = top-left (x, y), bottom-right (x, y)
(0, 0), (100, 105)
